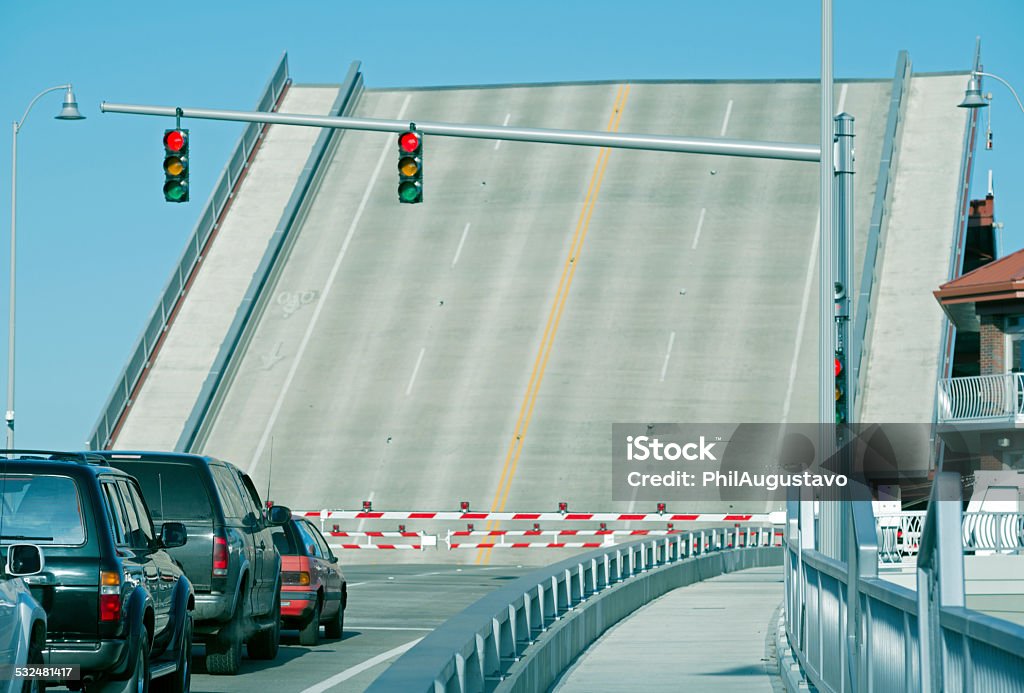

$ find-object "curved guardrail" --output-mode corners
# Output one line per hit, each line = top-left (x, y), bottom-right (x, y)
(366, 527), (782, 693)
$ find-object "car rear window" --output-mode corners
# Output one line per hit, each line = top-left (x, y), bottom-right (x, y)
(270, 522), (301, 556)
(0, 474), (87, 546)
(109, 462), (214, 522)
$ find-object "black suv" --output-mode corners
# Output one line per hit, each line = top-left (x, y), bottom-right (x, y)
(94, 452), (289, 675)
(0, 451), (194, 692)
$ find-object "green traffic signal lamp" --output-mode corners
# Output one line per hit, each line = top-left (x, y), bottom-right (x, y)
(398, 128), (423, 203)
(163, 128), (189, 203)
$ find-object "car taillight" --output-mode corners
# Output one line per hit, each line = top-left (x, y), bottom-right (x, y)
(282, 571), (310, 586)
(100, 571), (121, 622)
(213, 535), (228, 577)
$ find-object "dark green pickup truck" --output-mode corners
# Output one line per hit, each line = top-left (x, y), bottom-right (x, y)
(95, 451), (290, 676)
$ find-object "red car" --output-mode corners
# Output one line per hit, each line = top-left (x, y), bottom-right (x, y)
(271, 517), (347, 645)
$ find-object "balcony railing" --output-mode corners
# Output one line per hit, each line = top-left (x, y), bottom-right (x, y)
(936, 372), (1024, 423)
(877, 511), (1024, 563)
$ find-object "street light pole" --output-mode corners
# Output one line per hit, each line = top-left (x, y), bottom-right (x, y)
(7, 84), (84, 448)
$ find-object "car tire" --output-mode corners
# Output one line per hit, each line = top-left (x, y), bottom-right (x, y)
(23, 625), (44, 693)
(247, 591), (280, 660)
(205, 595), (243, 675)
(298, 599), (320, 646)
(87, 628), (151, 693)
(153, 613), (192, 693)
(324, 601), (343, 640)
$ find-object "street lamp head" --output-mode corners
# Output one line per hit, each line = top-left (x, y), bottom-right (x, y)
(55, 86), (85, 120)
(958, 75), (988, 109)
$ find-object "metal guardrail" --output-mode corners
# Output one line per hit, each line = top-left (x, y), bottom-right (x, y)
(87, 54), (291, 451)
(851, 50), (910, 416)
(877, 510), (926, 563)
(937, 372), (1024, 422)
(879, 511), (1024, 561)
(783, 474), (1024, 692)
(366, 529), (780, 693)
(962, 511), (1024, 553)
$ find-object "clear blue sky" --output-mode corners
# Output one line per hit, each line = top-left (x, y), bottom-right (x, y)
(1, 1), (1021, 449)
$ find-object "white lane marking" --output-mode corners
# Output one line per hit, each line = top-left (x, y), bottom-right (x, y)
(248, 95), (412, 475)
(691, 207), (707, 250)
(659, 331), (677, 383)
(781, 214), (820, 424)
(356, 491), (375, 533)
(719, 99), (733, 137)
(345, 625), (435, 631)
(405, 347), (426, 396)
(494, 113), (511, 149)
(451, 222), (472, 268)
(298, 638), (423, 693)
(346, 582), (367, 587)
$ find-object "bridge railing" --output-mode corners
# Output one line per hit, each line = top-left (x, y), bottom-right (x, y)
(936, 372), (1024, 423)
(878, 510), (1024, 562)
(87, 54), (291, 451)
(366, 528), (780, 693)
(783, 474), (1024, 692)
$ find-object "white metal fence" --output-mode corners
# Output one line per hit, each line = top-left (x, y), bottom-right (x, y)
(936, 372), (1024, 422)
(783, 474), (1024, 692)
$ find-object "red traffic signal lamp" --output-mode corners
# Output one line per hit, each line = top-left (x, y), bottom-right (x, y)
(163, 129), (189, 203)
(398, 127), (423, 203)
(835, 352), (847, 424)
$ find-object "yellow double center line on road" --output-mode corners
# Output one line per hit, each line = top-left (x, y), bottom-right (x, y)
(476, 84), (630, 565)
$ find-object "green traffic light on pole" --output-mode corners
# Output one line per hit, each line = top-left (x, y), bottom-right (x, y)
(163, 128), (189, 202)
(398, 128), (423, 203)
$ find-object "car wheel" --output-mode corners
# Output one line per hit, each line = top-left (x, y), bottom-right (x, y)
(247, 591), (280, 660)
(87, 629), (151, 693)
(153, 613), (192, 693)
(205, 595), (243, 675)
(298, 598), (320, 646)
(324, 600), (344, 640)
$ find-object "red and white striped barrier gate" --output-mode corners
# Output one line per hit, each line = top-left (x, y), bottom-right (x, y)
(294, 507), (785, 550)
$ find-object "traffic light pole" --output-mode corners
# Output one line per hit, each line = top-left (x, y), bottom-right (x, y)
(101, 101), (819, 163)
(835, 113), (854, 428)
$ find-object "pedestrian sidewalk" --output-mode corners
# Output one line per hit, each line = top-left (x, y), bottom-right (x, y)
(551, 566), (784, 692)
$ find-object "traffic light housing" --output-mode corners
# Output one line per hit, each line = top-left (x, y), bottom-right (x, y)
(398, 128), (423, 204)
(835, 354), (846, 424)
(163, 129), (189, 203)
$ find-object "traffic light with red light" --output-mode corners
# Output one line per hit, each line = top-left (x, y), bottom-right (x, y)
(163, 129), (189, 203)
(398, 128), (423, 203)
(835, 353), (846, 424)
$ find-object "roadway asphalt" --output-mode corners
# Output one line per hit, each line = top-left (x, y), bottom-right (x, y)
(188, 564), (531, 692)
(191, 78), (891, 565)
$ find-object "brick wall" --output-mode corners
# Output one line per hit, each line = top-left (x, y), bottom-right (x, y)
(980, 315), (1005, 375)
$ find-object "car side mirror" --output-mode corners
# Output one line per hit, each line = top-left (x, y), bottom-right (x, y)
(329, 555), (338, 564)
(160, 522), (188, 549)
(267, 505), (291, 526)
(6, 543), (44, 577)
